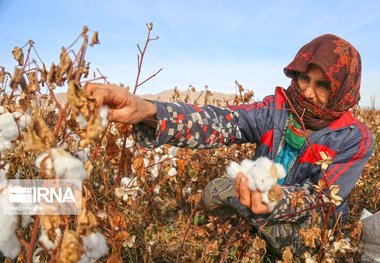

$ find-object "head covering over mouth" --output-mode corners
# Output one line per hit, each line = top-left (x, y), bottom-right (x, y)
(284, 34), (361, 130)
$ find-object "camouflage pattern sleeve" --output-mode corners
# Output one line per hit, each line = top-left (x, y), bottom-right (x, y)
(259, 179), (323, 223)
(133, 101), (241, 149)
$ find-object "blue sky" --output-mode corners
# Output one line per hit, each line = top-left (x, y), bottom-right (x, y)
(0, 0), (379, 107)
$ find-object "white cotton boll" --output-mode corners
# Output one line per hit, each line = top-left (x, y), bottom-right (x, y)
(33, 247), (44, 263)
(121, 177), (132, 188)
(159, 154), (169, 163)
(21, 215), (32, 229)
(150, 165), (159, 179)
(0, 136), (13, 153)
(1, 235), (20, 259)
(168, 146), (179, 157)
(0, 112), (19, 141)
(12, 111), (31, 131)
(81, 232), (108, 260)
(125, 138), (135, 150)
(76, 147), (90, 162)
(150, 154), (161, 178)
(154, 147), (163, 155)
(99, 106), (109, 128)
(0, 191), (21, 259)
(54, 155), (87, 181)
(167, 167), (177, 177)
(0, 163), (9, 180)
(225, 157), (286, 212)
(35, 148), (87, 181)
(153, 186), (160, 194)
(226, 159), (255, 179)
(39, 228), (62, 250)
(77, 113), (87, 129)
(35, 151), (54, 177)
(77, 254), (91, 263)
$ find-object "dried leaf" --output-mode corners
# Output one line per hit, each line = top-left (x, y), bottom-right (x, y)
(12, 47), (24, 66)
(10, 67), (27, 91)
(351, 220), (362, 241)
(39, 64), (48, 85)
(107, 203), (127, 231)
(55, 65), (64, 86)
(289, 192), (305, 209)
(25, 115), (56, 154)
(77, 206), (98, 235)
(299, 226), (321, 248)
(133, 157), (145, 177)
(252, 235), (267, 255)
(114, 230), (130, 243)
(313, 179), (328, 193)
(176, 159), (186, 173)
(329, 185), (343, 206)
(0, 67), (6, 83)
(89, 31), (100, 47)
(82, 62), (90, 78)
(47, 63), (56, 85)
(40, 215), (62, 232)
(282, 246), (293, 263)
(58, 230), (84, 263)
(59, 47), (72, 77)
(106, 245), (122, 263)
(316, 151), (333, 172)
(27, 70), (40, 93)
(67, 81), (104, 147)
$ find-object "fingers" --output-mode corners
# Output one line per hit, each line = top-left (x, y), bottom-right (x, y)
(273, 183), (285, 199)
(250, 191), (269, 214)
(235, 173), (271, 214)
(108, 108), (131, 124)
(236, 173), (251, 207)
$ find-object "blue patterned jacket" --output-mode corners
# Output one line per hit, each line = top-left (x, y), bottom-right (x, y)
(134, 87), (374, 223)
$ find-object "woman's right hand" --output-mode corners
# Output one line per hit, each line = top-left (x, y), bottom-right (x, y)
(85, 83), (157, 125)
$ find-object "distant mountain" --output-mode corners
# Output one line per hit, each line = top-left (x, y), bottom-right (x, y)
(55, 88), (239, 106)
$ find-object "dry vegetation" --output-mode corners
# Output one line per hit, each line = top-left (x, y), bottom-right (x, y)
(0, 24), (379, 263)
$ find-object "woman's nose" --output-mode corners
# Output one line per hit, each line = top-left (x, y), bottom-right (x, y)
(301, 85), (316, 100)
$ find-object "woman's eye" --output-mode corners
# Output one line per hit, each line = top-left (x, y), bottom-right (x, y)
(298, 74), (309, 82)
(317, 81), (330, 90)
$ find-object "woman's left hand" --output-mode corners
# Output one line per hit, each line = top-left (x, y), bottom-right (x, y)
(235, 172), (284, 214)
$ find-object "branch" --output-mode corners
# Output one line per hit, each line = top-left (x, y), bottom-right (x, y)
(133, 22), (160, 94)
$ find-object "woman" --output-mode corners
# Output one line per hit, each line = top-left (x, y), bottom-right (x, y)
(86, 34), (373, 255)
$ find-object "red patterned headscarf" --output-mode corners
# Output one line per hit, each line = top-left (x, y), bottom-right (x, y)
(284, 34), (361, 130)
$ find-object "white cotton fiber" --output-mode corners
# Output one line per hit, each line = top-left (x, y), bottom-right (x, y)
(35, 148), (87, 181)
(99, 106), (109, 128)
(0, 190), (21, 259)
(81, 232), (109, 259)
(0, 113), (19, 141)
(38, 228), (62, 250)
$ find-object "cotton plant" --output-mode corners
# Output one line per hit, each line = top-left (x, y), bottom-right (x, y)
(226, 156), (286, 212)
(35, 147), (87, 181)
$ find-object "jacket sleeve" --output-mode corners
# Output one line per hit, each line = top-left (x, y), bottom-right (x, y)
(132, 97), (275, 149)
(322, 121), (374, 218)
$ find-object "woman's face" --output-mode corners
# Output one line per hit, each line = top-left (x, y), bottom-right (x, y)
(297, 64), (331, 107)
